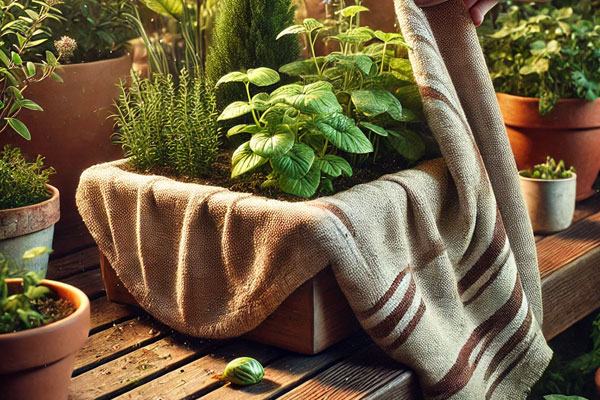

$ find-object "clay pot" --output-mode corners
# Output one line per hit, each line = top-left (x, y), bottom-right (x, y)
(0, 185), (60, 278)
(497, 93), (600, 201)
(595, 367), (600, 398)
(519, 173), (576, 234)
(0, 279), (90, 400)
(0, 54), (132, 255)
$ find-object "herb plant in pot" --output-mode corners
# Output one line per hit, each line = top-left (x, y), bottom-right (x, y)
(519, 157), (576, 234)
(482, 1), (600, 200)
(0, 0), (61, 278)
(0, 0), (137, 255)
(0, 248), (90, 400)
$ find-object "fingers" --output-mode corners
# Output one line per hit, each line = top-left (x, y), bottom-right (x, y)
(466, 0), (499, 27)
(413, 0), (449, 7)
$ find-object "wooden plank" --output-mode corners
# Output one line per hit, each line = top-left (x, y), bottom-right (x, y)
(63, 268), (105, 299)
(90, 296), (139, 333)
(541, 244), (600, 340)
(69, 336), (216, 400)
(536, 210), (600, 278)
(201, 336), (372, 400)
(74, 317), (166, 375)
(115, 340), (284, 400)
(276, 345), (409, 400)
(47, 246), (100, 280)
(362, 372), (421, 400)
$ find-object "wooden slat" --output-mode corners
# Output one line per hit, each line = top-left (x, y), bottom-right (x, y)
(69, 336), (216, 400)
(116, 340), (284, 400)
(74, 317), (166, 374)
(90, 296), (139, 332)
(47, 246), (100, 280)
(541, 244), (600, 339)
(200, 336), (371, 400)
(536, 210), (600, 278)
(63, 268), (105, 299)
(277, 345), (409, 400)
(362, 372), (421, 400)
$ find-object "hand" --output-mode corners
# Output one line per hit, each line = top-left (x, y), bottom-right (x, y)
(414, 0), (549, 27)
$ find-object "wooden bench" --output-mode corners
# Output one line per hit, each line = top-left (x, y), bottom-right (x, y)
(49, 195), (600, 399)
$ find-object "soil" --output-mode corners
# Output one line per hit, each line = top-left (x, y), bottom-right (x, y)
(127, 152), (414, 202)
(32, 296), (76, 325)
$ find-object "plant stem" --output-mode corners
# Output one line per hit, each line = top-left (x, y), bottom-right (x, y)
(380, 42), (388, 74)
(246, 83), (261, 127)
(308, 31), (321, 76)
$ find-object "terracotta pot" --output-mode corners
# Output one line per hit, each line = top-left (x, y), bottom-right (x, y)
(0, 54), (132, 255)
(0, 279), (90, 400)
(497, 93), (600, 201)
(595, 367), (600, 398)
(0, 185), (60, 278)
(519, 173), (576, 234)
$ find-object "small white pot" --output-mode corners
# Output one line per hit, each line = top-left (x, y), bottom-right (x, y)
(519, 173), (577, 234)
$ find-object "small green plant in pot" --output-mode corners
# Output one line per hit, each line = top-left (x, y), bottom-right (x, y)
(519, 157), (576, 234)
(481, 0), (600, 200)
(0, 247), (90, 400)
(0, 145), (58, 278)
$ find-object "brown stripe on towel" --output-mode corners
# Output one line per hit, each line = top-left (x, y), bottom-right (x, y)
(367, 273), (417, 339)
(484, 310), (533, 382)
(309, 201), (355, 237)
(485, 333), (537, 400)
(357, 266), (411, 320)
(426, 277), (524, 398)
(462, 249), (511, 306)
(384, 300), (427, 351)
(458, 208), (506, 296)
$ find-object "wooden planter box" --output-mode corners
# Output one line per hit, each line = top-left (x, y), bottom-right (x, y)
(100, 251), (358, 354)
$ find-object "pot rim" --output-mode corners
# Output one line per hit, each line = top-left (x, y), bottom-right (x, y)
(518, 172), (577, 183)
(0, 278), (89, 340)
(0, 184), (59, 213)
(56, 51), (131, 70)
(497, 92), (600, 106)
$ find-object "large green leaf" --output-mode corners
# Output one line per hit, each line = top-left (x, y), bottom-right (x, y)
(360, 122), (388, 136)
(302, 18), (325, 33)
(231, 142), (268, 178)
(249, 125), (295, 157)
(337, 5), (369, 18)
(387, 129), (425, 161)
(227, 124), (260, 137)
(277, 24), (307, 40)
(318, 155), (352, 177)
(315, 113), (373, 154)
(216, 71), (248, 86)
(279, 59), (320, 77)
(218, 101), (254, 121)
(326, 54), (375, 76)
(247, 68), (280, 87)
(139, 0), (183, 18)
(279, 163), (321, 198)
(273, 81), (342, 115)
(272, 143), (315, 179)
(260, 104), (298, 125)
(351, 89), (403, 120)
(6, 117), (30, 140)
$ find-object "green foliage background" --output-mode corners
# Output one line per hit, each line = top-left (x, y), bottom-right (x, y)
(206, 0), (300, 109)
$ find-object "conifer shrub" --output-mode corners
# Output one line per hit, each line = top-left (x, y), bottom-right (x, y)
(206, 0), (300, 109)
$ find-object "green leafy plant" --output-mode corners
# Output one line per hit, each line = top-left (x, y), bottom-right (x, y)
(113, 68), (220, 178)
(0, 144), (54, 209)
(129, 0), (221, 77)
(481, 0), (600, 114)
(277, 6), (428, 167)
(217, 68), (372, 198)
(206, 0), (300, 108)
(519, 156), (575, 180)
(0, 247), (56, 334)
(0, 0), (62, 139)
(34, 0), (136, 63)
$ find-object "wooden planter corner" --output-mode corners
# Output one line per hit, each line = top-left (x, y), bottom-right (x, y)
(99, 251), (359, 354)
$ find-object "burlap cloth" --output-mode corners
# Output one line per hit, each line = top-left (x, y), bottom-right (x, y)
(76, 0), (552, 397)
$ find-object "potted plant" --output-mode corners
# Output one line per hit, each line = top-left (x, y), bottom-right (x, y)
(519, 156), (576, 234)
(0, 0), (62, 277)
(0, 248), (90, 400)
(481, 1), (600, 200)
(0, 0), (137, 254)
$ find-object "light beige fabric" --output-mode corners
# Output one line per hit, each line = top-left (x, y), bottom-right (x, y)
(76, 0), (552, 397)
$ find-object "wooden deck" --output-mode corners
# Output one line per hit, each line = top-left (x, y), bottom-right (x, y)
(52, 195), (600, 399)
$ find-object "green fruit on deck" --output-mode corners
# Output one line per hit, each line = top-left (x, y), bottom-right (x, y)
(219, 357), (264, 385)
